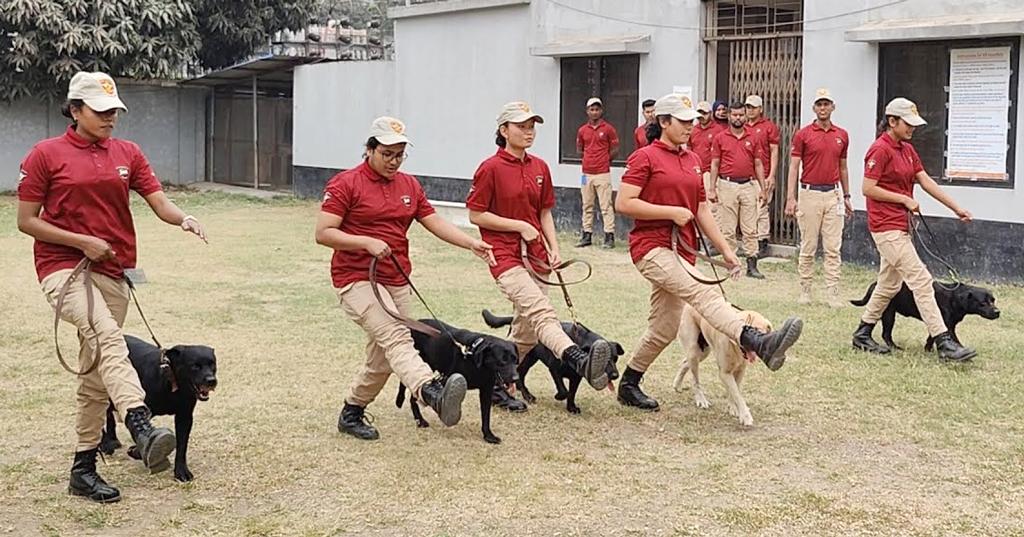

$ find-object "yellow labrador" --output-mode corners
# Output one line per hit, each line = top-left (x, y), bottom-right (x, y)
(672, 304), (771, 427)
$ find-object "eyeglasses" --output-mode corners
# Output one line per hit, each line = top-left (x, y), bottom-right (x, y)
(375, 149), (408, 163)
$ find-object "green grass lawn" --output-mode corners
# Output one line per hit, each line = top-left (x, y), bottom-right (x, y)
(1, 190), (1022, 536)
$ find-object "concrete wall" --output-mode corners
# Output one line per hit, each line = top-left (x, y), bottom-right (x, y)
(803, 0), (1024, 225)
(1, 82), (207, 191)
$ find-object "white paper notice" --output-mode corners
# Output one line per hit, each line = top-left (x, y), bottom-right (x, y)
(945, 46), (1011, 181)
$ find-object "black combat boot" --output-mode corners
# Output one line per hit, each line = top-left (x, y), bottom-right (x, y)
(561, 341), (611, 390)
(851, 321), (891, 354)
(124, 406), (175, 473)
(575, 231), (592, 248)
(337, 402), (380, 440)
(492, 383), (528, 412)
(746, 256), (765, 279)
(419, 374), (468, 426)
(602, 232), (615, 249)
(757, 238), (770, 258)
(933, 332), (977, 362)
(616, 367), (659, 411)
(739, 317), (804, 371)
(69, 448), (121, 503)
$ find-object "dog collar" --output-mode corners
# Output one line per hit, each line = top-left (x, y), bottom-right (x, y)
(468, 337), (485, 353)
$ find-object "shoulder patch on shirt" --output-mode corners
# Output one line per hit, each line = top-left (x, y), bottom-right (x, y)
(694, 166), (702, 174)
(323, 191), (331, 202)
(867, 159), (877, 169)
(116, 166), (129, 181)
(18, 169), (27, 184)
(836, 138), (844, 145)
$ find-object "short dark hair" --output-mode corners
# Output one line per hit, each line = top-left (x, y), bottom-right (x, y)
(729, 101), (746, 111)
(61, 99), (84, 122)
(642, 99), (656, 109)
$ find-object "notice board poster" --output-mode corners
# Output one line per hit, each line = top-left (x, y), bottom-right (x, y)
(945, 46), (1011, 182)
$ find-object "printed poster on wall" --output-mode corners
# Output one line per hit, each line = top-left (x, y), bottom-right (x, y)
(945, 46), (1011, 181)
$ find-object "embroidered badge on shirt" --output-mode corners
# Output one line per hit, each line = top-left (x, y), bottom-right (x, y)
(401, 195), (411, 207)
(867, 159), (877, 169)
(535, 176), (543, 185)
(116, 166), (129, 181)
(18, 169), (27, 184)
(323, 191), (332, 202)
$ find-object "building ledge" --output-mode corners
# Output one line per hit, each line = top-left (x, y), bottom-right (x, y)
(845, 12), (1024, 42)
(530, 34), (651, 57)
(389, 0), (529, 19)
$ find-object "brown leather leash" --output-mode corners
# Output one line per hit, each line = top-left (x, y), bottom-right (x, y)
(53, 258), (177, 391)
(907, 211), (962, 291)
(368, 254), (445, 339)
(670, 225), (732, 286)
(519, 240), (593, 331)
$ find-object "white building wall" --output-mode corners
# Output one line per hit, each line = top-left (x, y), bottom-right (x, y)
(803, 0), (1024, 224)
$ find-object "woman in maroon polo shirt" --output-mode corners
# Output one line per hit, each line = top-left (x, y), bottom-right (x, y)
(467, 102), (612, 400)
(17, 72), (207, 502)
(851, 98), (976, 362)
(614, 93), (804, 410)
(316, 116), (495, 441)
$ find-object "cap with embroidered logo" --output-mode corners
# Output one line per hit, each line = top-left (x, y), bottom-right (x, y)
(67, 72), (127, 113)
(368, 116), (412, 145)
(884, 97), (926, 126)
(696, 101), (712, 113)
(744, 94), (763, 108)
(653, 93), (699, 122)
(586, 97), (603, 108)
(813, 87), (835, 104)
(496, 101), (544, 125)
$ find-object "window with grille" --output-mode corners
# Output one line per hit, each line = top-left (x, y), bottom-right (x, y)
(705, 0), (803, 39)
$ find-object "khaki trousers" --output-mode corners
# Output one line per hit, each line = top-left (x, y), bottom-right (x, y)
(629, 249), (747, 372)
(861, 231), (947, 336)
(703, 172), (720, 228)
(41, 268), (146, 452)
(581, 172), (615, 233)
(796, 188), (844, 288)
(756, 181), (771, 240)
(339, 281), (435, 407)
(717, 180), (759, 256)
(495, 266), (575, 361)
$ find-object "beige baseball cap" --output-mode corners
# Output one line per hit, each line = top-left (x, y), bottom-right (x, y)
(884, 97), (926, 126)
(586, 97), (603, 108)
(368, 116), (412, 145)
(496, 101), (544, 125)
(744, 94), (763, 108)
(67, 72), (127, 112)
(696, 100), (712, 113)
(813, 87), (835, 104)
(653, 93), (699, 122)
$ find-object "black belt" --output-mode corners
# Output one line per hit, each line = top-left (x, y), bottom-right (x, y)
(722, 176), (752, 184)
(800, 183), (837, 192)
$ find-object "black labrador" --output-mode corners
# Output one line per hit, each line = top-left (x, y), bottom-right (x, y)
(481, 310), (623, 414)
(395, 319), (519, 444)
(100, 335), (218, 482)
(850, 281), (1000, 350)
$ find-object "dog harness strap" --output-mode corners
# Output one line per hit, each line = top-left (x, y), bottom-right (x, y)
(53, 258), (103, 376)
(159, 349), (178, 392)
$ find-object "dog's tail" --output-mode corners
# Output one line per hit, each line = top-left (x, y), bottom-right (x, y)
(482, 309), (513, 329)
(849, 282), (877, 307)
(395, 384), (406, 408)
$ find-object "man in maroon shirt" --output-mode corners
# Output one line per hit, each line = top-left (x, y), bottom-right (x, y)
(576, 97), (620, 249)
(746, 94), (781, 258)
(633, 98), (657, 152)
(710, 102), (767, 279)
(690, 100), (726, 225)
(784, 88), (852, 307)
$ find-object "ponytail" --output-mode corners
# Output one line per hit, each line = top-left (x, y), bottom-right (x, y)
(645, 118), (665, 144)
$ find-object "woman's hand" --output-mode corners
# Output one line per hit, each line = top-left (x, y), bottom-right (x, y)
(519, 222), (539, 242)
(181, 216), (208, 243)
(80, 236), (115, 262)
(471, 239), (496, 266)
(364, 238), (391, 259)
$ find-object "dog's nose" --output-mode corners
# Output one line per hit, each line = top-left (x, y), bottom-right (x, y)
(204, 377), (218, 387)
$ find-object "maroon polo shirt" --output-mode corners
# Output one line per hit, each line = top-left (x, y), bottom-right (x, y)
(791, 121), (849, 185)
(634, 124), (649, 151)
(622, 140), (706, 265)
(466, 149), (556, 279)
(18, 125), (163, 282)
(320, 161), (435, 289)
(864, 133), (924, 233)
(711, 127), (761, 179)
(690, 120), (726, 172)
(577, 120), (619, 174)
(748, 116), (781, 161)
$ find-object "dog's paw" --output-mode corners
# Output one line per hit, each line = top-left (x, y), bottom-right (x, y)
(694, 392), (711, 410)
(415, 419), (430, 428)
(554, 392), (568, 401)
(728, 402), (739, 417)
(126, 445), (141, 460)
(483, 433), (502, 444)
(98, 438), (121, 456)
(738, 410), (754, 427)
(566, 404), (581, 414)
(174, 464), (194, 483)
(522, 392), (537, 404)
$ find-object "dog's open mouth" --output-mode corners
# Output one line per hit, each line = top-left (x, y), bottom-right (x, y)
(196, 384), (215, 401)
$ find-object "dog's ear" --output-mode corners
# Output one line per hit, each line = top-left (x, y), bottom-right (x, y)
(614, 342), (625, 356)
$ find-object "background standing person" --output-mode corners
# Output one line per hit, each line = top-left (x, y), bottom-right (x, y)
(851, 98), (976, 362)
(615, 93), (804, 411)
(633, 99), (657, 152)
(713, 100), (729, 127)
(745, 95), (781, 258)
(785, 88), (852, 307)
(576, 97), (620, 249)
(710, 102), (767, 279)
(468, 101), (613, 394)
(316, 116), (495, 441)
(16, 72), (208, 502)
(690, 100), (726, 230)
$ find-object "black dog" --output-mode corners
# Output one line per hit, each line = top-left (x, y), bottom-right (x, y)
(396, 319), (519, 444)
(481, 310), (623, 414)
(100, 335), (217, 482)
(850, 281), (1000, 350)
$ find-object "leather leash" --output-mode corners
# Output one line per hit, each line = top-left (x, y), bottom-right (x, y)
(907, 211), (962, 291)
(670, 224), (732, 286)
(519, 239), (593, 333)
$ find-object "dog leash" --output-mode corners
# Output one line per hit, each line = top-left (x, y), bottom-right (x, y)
(519, 239), (593, 335)
(907, 211), (962, 291)
(670, 224), (732, 286)
(53, 258), (178, 391)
